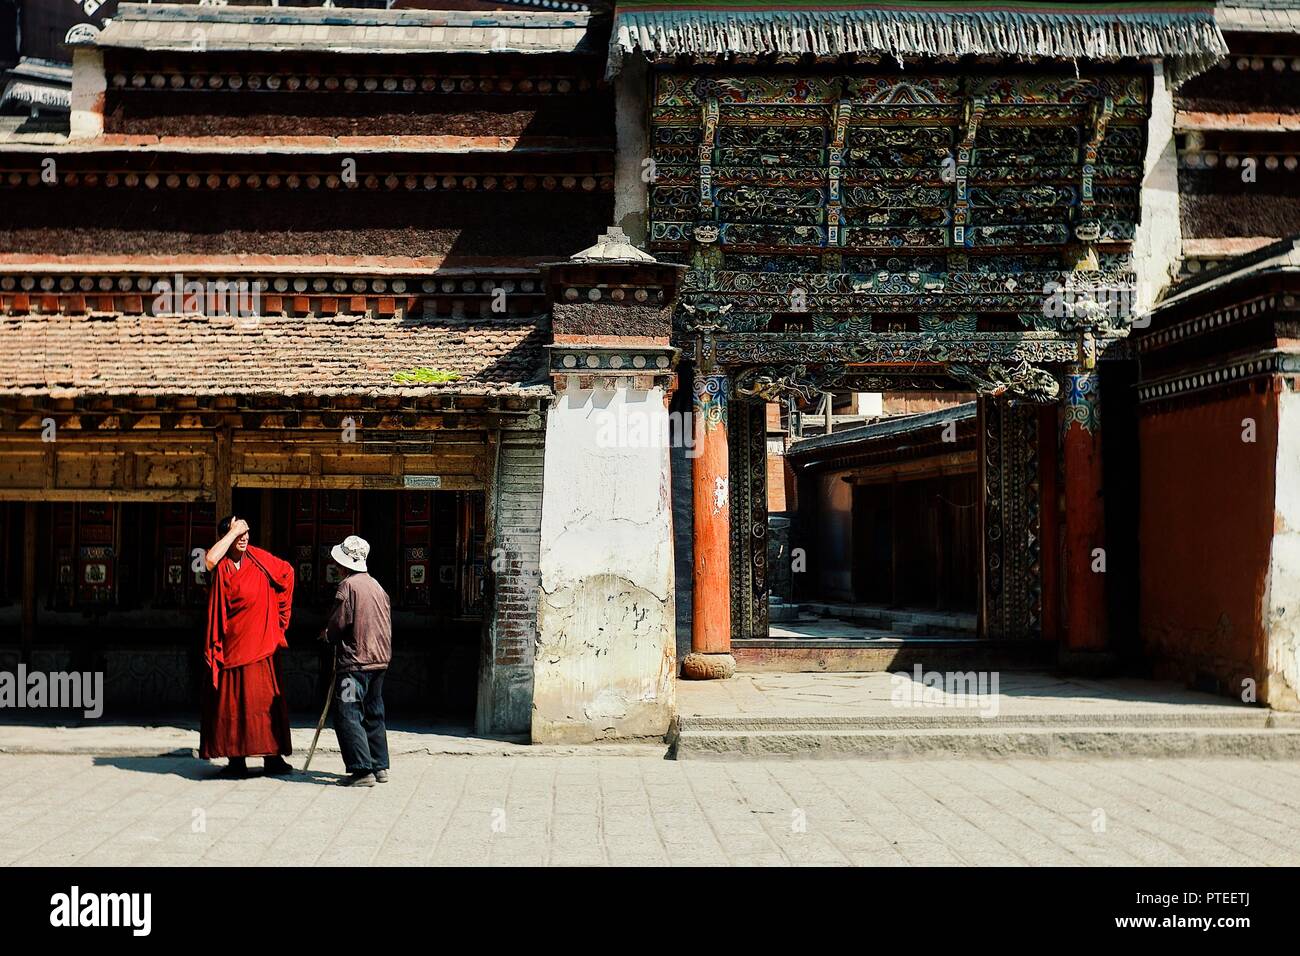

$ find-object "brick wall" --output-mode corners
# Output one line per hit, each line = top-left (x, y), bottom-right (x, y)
(477, 429), (544, 736)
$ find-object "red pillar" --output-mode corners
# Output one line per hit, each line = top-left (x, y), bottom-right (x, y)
(1061, 368), (1110, 660)
(683, 369), (735, 679)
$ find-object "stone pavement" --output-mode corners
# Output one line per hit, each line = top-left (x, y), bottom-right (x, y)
(2, 752), (1299, 866)
(0, 718), (664, 758)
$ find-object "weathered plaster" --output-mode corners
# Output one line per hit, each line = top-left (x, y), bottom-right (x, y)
(1133, 63), (1182, 314)
(612, 54), (650, 247)
(70, 48), (106, 141)
(1266, 387), (1300, 710)
(533, 385), (676, 742)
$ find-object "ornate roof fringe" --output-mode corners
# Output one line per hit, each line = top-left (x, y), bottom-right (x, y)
(608, 5), (1229, 83)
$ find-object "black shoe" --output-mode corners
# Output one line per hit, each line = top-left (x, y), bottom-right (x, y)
(374, 769), (389, 783)
(216, 758), (249, 779)
(338, 771), (376, 788)
(264, 756), (294, 776)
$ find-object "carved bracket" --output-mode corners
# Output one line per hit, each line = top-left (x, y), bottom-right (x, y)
(733, 364), (844, 406)
(948, 359), (1061, 403)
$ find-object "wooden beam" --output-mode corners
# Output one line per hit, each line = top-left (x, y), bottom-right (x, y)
(260, 487), (275, 552)
(0, 488), (205, 502)
(215, 426), (232, 518)
(475, 430), (502, 735)
(840, 450), (978, 485)
(232, 474), (486, 492)
(21, 502), (36, 662)
(889, 480), (898, 607)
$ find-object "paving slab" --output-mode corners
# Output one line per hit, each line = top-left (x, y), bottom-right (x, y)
(0, 719), (665, 759)
(2, 753), (1299, 866)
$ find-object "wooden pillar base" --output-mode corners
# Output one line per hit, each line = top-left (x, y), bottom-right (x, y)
(681, 652), (736, 680)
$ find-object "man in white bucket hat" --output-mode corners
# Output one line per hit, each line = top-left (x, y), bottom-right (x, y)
(321, 534), (393, 787)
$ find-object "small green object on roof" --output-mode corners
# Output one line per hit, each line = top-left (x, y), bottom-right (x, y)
(391, 368), (463, 385)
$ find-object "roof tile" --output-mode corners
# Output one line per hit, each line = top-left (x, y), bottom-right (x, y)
(0, 310), (550, 399)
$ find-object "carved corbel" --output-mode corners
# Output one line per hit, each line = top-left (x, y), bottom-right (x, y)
(681, 301), (733, 374)
(734, 364), (845, 406)
(948, 359), (1061, 404)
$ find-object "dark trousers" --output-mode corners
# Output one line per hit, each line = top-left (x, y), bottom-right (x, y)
(332, 669), (389, 774)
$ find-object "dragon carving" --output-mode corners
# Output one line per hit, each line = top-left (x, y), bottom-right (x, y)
(734, 365), (843, 406)
(948, 359), (1060, 403)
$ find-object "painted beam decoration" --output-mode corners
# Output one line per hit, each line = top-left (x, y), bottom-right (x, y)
(626, 2), (1228, 651)
(651, 68), (1154, 350)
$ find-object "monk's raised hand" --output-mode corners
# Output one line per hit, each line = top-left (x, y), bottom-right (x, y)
(231, 518), (250, 538)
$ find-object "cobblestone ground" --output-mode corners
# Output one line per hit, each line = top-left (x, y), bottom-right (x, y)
(2, 754), (1299, 866)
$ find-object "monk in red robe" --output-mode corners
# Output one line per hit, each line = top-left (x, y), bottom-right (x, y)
(200, 515), (295, 777)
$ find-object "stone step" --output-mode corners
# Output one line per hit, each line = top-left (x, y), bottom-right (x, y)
(767, 601), (803, 623)
(731, 639), (1058, 672)
(678, 709), (1294, 732)
(800, 603), (978, 635)
(671, 725), (1300, 760)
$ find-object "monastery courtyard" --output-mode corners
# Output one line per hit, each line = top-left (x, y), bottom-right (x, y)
(2, 751), (1298, 867)
(3, 671), (1299, 866)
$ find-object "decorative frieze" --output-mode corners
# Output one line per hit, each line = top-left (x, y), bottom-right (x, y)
(109, 71), (594, 96)
(0, 271), (548, 319)
(548, 343), (676, 380)
(1135, 293), (1291, 353)
(1137, 350), (1300, 405)
(712, 333), (1082, 368)
(0, 168), (614, 194)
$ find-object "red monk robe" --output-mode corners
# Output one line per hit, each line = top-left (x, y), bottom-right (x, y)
(200, 545), (295, 759)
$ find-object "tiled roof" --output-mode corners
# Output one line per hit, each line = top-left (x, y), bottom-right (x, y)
(1182, 236), (1282, 257)
(0, 310), (550, 399)
(1162, 234), (1300, 305)
(610, 2), (1228, 82)
(1217, 1), (1300, 33)
(0, 133), (612, 153)
(0, 254), (546, 273)
(93, 3), (597, 55)
(787, 403), (978, 461)
(1176, 110), (1300, 131)
(0, 254), (545, 274)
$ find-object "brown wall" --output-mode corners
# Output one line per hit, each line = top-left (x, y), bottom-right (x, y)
(1138, 386), (1278, 698)
(882, 391), (976, 416)
(801, 463), (978, 610)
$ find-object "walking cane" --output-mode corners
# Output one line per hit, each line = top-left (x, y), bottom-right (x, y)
(302, 652), (336, 773)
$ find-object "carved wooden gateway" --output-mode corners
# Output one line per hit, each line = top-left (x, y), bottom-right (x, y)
(638, 57), (1172, 654)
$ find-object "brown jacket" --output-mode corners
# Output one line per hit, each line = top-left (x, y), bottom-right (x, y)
(325, 572), (392, 673)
